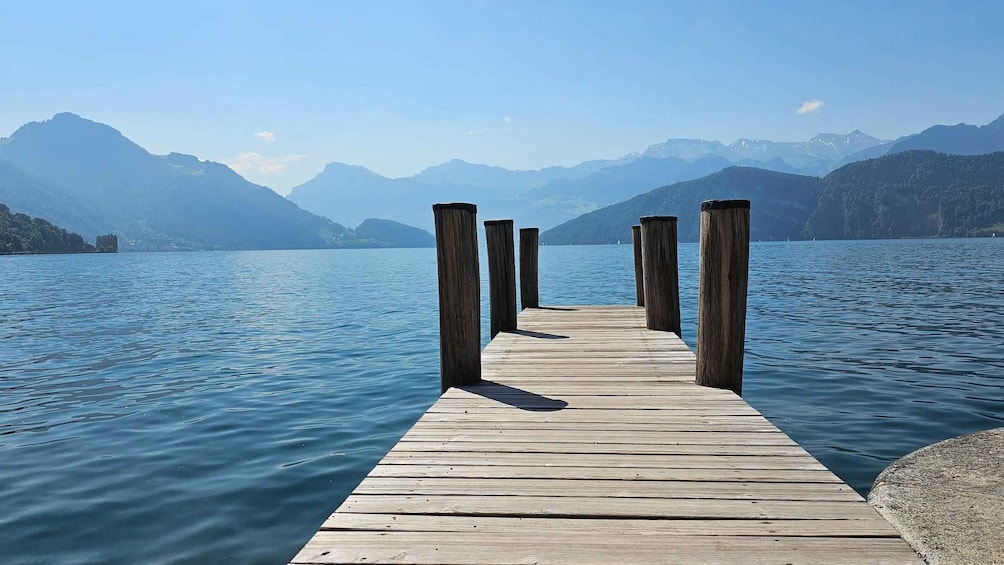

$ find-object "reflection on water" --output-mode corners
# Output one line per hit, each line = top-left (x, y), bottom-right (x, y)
(1, 239), (1002, 564)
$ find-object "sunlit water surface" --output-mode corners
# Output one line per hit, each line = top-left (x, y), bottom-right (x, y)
(1, 239), (1002, 564)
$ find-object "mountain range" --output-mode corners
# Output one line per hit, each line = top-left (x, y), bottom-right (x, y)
(0, 113), (433, 250)
(288, 113), (1004, 233)
(540, 150), (1004, 245)
(3, 111), (1004, 252)
(639, 129), (886, 175)
(287, 130), (892, 231)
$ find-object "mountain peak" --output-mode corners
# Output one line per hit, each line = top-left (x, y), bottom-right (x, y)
(164, 152), (203, 166)
(323, 161), (376, 172)
(51, 112), (86, 122)
(319, 162), (389, 181)
(984, 113), (1004, 131)
(8, 112), (133, 148)
(420, 159), (496, 173)
(809, 130), (881, 143)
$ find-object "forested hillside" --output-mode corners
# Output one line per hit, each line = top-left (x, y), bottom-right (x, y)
(805, 151), (1004, 239)
(0, 203), (95, 254)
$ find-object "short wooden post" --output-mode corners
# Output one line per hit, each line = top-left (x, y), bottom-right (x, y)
(519, 227), (539, 310)
(696, 199), (750, 395)
(640, 216), (681, 336)
(631, 225), (644, 306)
(433, 203), (481, 393)
(484, 219), (517, 338)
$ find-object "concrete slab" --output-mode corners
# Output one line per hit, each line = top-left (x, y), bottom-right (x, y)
(868, 427), (1004, 565)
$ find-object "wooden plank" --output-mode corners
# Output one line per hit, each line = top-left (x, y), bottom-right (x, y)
(390, 441), (807, 456)
(337, 493), (883, 520)
(450, 384), (734, 395)
(293, 532), (924, 564)
(416, 410), (767, 422)
(320, 514), (901, 537)
(437, 393), (750, 404)
(351, 477), (864, 501)
(399, 433), (799, 447)
(376, 453), (828, 470)
(368, 463), (847, 483)
(410, 420), (781, 432)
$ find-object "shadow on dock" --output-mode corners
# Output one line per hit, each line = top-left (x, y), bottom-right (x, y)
(508, 329), (569, 339)
(462, 381), (568, 412)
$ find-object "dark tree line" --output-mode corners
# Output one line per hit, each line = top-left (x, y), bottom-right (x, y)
(95, 234), (118, 252)
(0, 202), (109, 255)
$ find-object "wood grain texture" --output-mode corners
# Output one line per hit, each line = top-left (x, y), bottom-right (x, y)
(640, 216), (681, 336)
(631, 224), (644, 306)
(293, 532), (922, 565)
(433, 203), (481, 392)
(290, 305), (922, 564)
(484, 219), (517, 338)
(518, 227), (539, 309)
(696, 199), (750, 395)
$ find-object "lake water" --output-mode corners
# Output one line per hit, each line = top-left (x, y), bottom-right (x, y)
(2, 239), (1002, 564)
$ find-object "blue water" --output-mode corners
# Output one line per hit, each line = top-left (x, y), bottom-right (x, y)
(1, 240), (1002, 564)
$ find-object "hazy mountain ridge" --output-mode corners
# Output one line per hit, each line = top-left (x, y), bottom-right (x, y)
(0, 113), (433, 250)
(514, 155), (736, 228)
(540, 151), (1004, 245)
(354, 218), (435, 248)
(541, 167), (823, 244)
(412, 156), (636, 191)
(287, 154), (642, 230)
(835, 113), (1004, 167)
(642, 130), (887, 175)
(0, 158), (112, 237)
(6, 112), (1003, 251)
(285, 114), (1004, 234)
(288, 129), (892, 231)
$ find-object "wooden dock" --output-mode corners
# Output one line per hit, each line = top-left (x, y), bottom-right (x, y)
(291, 306), (923, 564)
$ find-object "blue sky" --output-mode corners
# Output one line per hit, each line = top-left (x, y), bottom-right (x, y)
(2, 0), (1003, 193)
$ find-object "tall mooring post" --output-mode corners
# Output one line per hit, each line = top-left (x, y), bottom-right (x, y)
(631, 225), (644, 307)
(519, 227), (539, 310)
(485, 219), (517, 338)
(696, 199), (750, 395)
(640, 216), (681, 336)
(433, 203), (481, 393)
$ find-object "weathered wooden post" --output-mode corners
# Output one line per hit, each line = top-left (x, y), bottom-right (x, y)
(696, 199), (750, 395)
(484, 219), (517, 338)
(640, 216), (681, 336)
(433, 203), (481, 393)
(631, 225), (644, 307)
(519, 227), (539, 310)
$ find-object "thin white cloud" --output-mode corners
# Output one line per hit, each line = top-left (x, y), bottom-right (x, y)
(796, 100), (825, 115)
(464, 127), (488, 136)
(503, 116), (512, 124)
(253, 131), (276, 142)
(226, 152), (305, 175)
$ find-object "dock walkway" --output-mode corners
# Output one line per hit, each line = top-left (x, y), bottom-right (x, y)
(291, 305), (923, 564)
